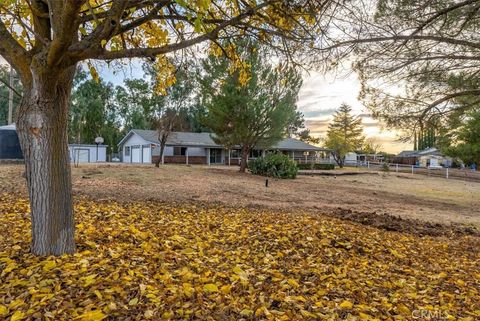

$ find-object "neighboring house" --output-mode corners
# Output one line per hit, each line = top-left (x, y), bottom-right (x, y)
(0, 124), (107, 163)
(393, 147), (452, 167)
(328, 152), (360, 166)
(117, 129), (329, 165)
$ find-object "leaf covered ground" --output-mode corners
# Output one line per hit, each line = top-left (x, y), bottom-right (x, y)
(0, 194), (479, 320)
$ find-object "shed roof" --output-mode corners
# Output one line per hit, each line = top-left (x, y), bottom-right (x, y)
(119, 130), (326, 151)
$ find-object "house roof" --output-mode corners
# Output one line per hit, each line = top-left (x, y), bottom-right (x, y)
(396, 150), (418, 157)
(417, 147), (441, 156)
(396, 147), (443, 157)
(270, 137), (326, 151)
(119, 129), (326, 151)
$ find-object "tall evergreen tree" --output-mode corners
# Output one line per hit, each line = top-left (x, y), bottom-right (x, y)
(199, 43), (303, 173)
(437, 107), (480, 166)
(325, 103), (365, 167)
(69, 69), (122, 154)
(114, 79), (161, 131)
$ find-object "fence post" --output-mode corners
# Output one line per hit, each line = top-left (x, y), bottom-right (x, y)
(446, 167), (449, 179)
(396, 164), (399, 173)
(411, 165), (414, 174)
(367, 161), (370, 169)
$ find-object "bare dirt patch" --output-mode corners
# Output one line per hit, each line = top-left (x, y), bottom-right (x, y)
(1, 164), (479, 236)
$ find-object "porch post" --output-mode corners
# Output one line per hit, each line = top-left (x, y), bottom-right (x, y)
(228, 149), (231, 166)
(186, 148), (189, 165)
(207, 148), (210, 165)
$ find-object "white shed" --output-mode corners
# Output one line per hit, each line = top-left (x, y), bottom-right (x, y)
(69, 144), (107, 163)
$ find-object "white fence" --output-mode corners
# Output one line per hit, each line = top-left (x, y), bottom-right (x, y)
(361, 161), (480, 182)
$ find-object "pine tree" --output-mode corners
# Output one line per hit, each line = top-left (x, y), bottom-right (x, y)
(325, 104), (365, 167)
(199, 43), (303, 173)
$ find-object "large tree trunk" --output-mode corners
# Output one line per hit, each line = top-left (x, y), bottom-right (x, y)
(239, 145), (250, 173)
(16, 66), (76, 256)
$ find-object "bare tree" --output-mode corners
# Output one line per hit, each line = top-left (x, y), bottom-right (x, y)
(152, 66), (193, 167)
(154, 108), (190, 167)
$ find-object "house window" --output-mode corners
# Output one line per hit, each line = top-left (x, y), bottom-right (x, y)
(173, 147), (187, 156)
(230, 149), (241, 158)
(249, 149), (262, 158)
(125, 146), (131, 156)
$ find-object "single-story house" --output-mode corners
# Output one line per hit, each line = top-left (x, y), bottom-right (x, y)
(117, 129), (329, 165)
(393, 147), (452, 167)
(0, 124), (107, 163)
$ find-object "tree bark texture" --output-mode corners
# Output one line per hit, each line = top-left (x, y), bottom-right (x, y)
(16, 64), (76, 256)
(239, 145), (250, 173)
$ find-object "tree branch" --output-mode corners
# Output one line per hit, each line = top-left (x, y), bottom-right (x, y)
(420, 90), (480, 120)
(0, 19), (31, 84)
(29, 0), (52, 47)
(409, 0), (480, 37)
(322, 34), (480, 51)
(47, 0), (86, 66)
(0, 77), (22, 98)
(71, 2), (268, 62)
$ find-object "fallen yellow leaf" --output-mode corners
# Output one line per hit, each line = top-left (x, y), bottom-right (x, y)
(10, 310), (25, 321)
(339, 300), (353, 309)
(203, 283), (219, 293)
(75, 310), (106, 321)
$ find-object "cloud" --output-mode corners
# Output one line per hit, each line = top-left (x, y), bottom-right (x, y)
(297, 71), (412, 153)
(303, 108), (338, 118)
(358, 113), (372, 118)
(305, 119), (330, 126)
(362, 121), (380, 128)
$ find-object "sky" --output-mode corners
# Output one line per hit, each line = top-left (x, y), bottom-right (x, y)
(1, 56), (410, 153)
(297, 71), (411, 154)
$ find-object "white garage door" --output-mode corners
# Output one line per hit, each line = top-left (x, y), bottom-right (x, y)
(74, 149), (90, 163)
(131, 146), (141, 163)
(142, 146), (151, 163)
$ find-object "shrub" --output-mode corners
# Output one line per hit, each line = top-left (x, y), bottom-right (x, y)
(248, 153), (298, 179)
(296, 163), (335, 170)
(382, 162), (390, 172)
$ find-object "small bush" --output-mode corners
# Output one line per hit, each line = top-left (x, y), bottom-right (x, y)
(248, 153), (298, 179)
(297, 163), (335, 170)
(382, 162), (390, 172)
